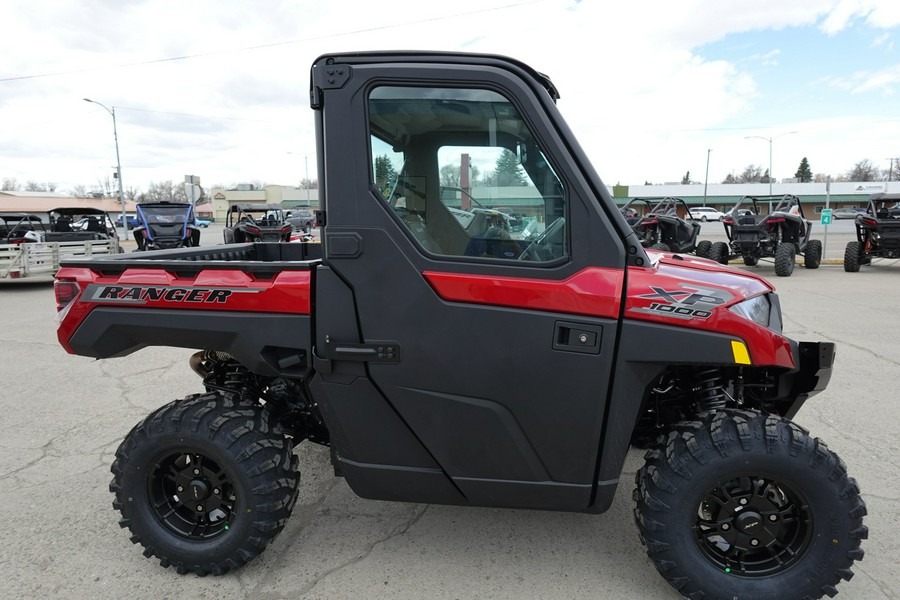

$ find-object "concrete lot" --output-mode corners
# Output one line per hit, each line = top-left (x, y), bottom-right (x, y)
(0, 239), (897, 599)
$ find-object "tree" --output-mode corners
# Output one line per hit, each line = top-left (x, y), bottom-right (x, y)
(440, 163), (460, 187)
(681, 171), (691, 185)
(491, 149), (528, 186)
(139, 180), (188, 203)
(761, 169), (772, 184)
(374, 155), (397, 190)
(1, 178), (18, 191)
(722, 173), (736, 184)
(886, 158), (900, 182)
(813, 173), (830, 183)
(795, 157), (813, 183)
(846, 159), (881, 182)
(738, 164), (764, 183)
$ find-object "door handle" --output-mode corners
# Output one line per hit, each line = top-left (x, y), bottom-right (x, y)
(553, 321), (602, 355)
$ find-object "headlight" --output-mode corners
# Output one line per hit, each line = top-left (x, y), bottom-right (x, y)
(729, 294), (770, 327)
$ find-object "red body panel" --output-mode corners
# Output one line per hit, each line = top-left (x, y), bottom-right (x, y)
(423, 253), (794, 369)
(423, 267), (624, 320)
(56, 266), (311, 354)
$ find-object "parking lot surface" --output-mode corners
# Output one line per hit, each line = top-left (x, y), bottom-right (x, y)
(0, 244), (897, 599)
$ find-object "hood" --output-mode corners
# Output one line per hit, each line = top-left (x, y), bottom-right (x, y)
(625, 249), (774, 332)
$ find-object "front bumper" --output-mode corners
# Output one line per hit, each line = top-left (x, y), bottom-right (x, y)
(778, 341), (835, 419)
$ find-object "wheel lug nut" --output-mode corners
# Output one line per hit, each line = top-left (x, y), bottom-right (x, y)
(213, 488), (220, 495)
(750, 539), (759, 546)
(197, 505), (204, 512)
(722, 524), (730, 531)
(739, 499), (748, 505)
(177, 486), (184, 492)
(193, 469), (200, 475)
(769, 514), (778, 522)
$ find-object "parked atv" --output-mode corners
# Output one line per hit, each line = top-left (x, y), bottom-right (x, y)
(621, 196), (708, 256)
(844, 193), (900, 271)
(223, 203), (292, 243)
(711, 194), (822, 276)
(133, 202), (201, 251)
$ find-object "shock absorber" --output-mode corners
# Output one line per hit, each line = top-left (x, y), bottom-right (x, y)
(695, 368), (728, 411)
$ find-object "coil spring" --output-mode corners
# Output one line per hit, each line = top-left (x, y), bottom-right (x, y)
(695, 368), (727, 411)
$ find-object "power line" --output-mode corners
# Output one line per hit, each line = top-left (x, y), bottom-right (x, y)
(0, 0), (550, 83)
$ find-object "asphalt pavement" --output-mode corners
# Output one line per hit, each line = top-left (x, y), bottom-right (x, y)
(0, 228), (897, 600)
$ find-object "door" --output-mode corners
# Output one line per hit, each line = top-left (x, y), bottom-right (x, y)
(313, 55), (628, 510)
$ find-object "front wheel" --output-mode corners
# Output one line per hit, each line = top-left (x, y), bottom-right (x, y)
(774, 242), (796, 276)
(110, 393), (300, 575)
(709, 241), (729, 265)
(634, 410), (866, 600)
(695, 240), (711, 258)
(844, 241), (861, 272)
(804, 239), (823, 269)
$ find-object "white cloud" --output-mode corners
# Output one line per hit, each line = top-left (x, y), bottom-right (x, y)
(0, 0), (899, 190)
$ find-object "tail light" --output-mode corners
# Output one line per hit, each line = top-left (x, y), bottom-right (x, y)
(722, 217), (734, 225)
(54, 279), (81, 314)
(245, 226), (260, 235)
(766, 217), (785, 224)
(861, 217), (878, 228)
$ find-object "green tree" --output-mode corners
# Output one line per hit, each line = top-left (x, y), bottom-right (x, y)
(795, 157), (813, 182)
(491, 149), (528, 186)
(374, 155), (397, 190)
(681, 171), (691, 184)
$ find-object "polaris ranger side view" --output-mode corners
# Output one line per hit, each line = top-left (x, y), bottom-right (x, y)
(52, 52), (865, 600)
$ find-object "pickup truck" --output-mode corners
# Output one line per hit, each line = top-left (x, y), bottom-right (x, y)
(53, 52), (865, 600)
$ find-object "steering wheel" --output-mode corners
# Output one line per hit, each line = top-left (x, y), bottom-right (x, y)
(519, 217), (565, 261)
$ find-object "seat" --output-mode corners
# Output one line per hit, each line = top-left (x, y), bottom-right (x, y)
(85, 217), (103, 233)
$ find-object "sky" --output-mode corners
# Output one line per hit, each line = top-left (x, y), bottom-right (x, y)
(1, 0), (898, 196)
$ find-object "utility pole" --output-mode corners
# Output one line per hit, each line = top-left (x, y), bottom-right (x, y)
(84, 98), (128, 240)
(703, 149), (711, 207)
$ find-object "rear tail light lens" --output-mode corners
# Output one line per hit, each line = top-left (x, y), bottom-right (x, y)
(54, 279), (81, 314)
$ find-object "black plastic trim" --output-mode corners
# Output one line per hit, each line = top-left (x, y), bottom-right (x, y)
(68, 308), (313, 377)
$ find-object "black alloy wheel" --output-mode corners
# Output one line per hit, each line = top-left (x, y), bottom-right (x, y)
(148, 450), (236, 541)
(634, 409), (867, 600)
(694, 475), (811, 576)
(110, 393), (300, 575)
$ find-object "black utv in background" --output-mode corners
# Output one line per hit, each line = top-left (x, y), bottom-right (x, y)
(223, 203), (292, 243)
(708, 194), (822, 276)
(620, 196), (707, 256)
(844, 192), (900, 271)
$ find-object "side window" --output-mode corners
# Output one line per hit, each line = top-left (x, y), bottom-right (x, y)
(369, 86), (567, 262)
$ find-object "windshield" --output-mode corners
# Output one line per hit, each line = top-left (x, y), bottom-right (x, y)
(138, 205), (193, 225)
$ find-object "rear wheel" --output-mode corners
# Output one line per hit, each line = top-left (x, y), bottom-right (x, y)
(804, 239), (822, 269)
(695, 240), (711, 258)
(650, 242), (670, 252)
(742, 255), (759, 266)
(110, 393), (300, 575)
(844, 241), (861, 272)
(774, 242), (796, 276)
(634, 410), (867, 600)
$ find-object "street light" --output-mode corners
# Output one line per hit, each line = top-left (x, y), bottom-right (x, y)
(84, 98), (128, 240)
(744, 131), (798, 196)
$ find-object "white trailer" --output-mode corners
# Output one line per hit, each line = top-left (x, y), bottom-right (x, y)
(0, 238), (120, 279)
